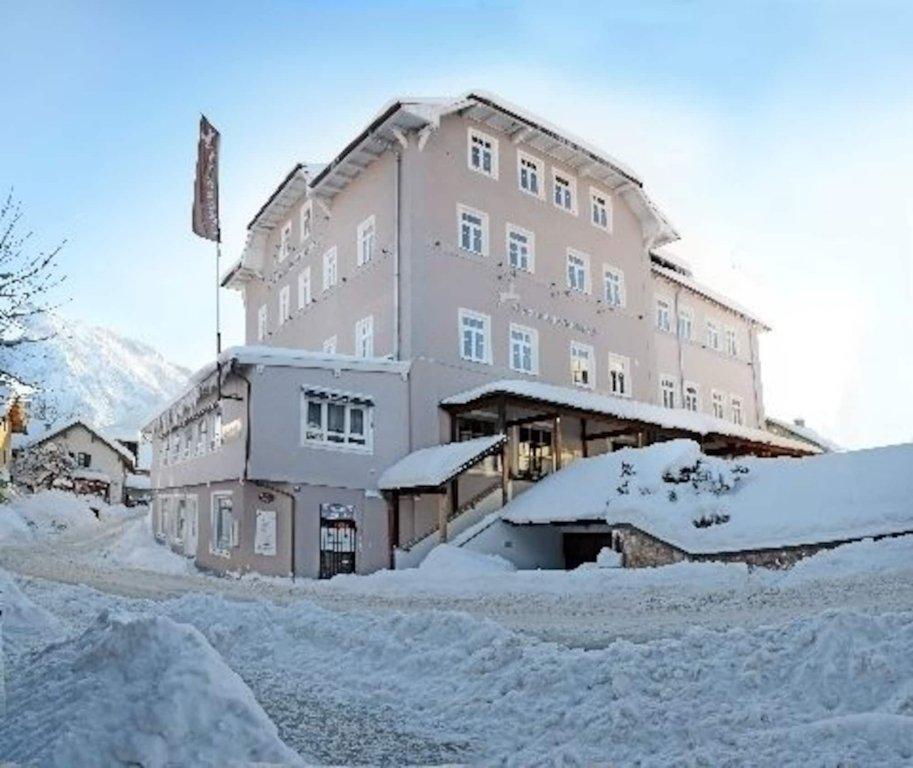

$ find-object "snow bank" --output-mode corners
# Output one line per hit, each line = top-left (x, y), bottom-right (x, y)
(419, 543), (516, 575)
(0, 570), (64, 659)
(0, 490), (131, 543)
(99, 514), (194, 575)
(0, 610), (302, 767)
(501, 439), (913, 554)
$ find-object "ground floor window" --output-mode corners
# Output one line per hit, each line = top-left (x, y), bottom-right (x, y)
(211, 492), (236, 554)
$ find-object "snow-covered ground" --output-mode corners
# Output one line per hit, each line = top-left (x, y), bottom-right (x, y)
(3, 490), (913, 765)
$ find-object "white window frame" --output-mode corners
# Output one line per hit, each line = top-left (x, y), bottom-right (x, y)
(210, 491), (236, 556)
(660, 374), (677, 409)
(602, 264), (625, 308)
(552, 169), (578, 215)
(278, 284), (291, 325)
(517, 150), (544, 199)
(457, 204), (489, 256)
(300, 199), (313, 243)
(356, 215), (376, 267)
(566, 249), (590, 293)
(683, 381), (700, 412)
(590, 188), (613, 232)
(458, 308), (492, 365)
(608, 353), (631, 398)
(300, 390), (374, 453)
(298, 267), (312, 309)
(725, 326), (739, 357)
(706, 320), (720, 351)
(570, 341), (595, 389)
(322, 335), (337, 354)
(677, 307), (694, 341)
(656, 297), (672, 333)
(730, 395), (744, 425)
(355, 315), (374, 358)
(508, 323), (539, 375)
(322, 247), (338, 291)
(279, 221), (292, 261)
(257, 304), (268, 342)
(467, 127), (499, 179)
(711, 390), (725, 419)
(506, 224), (535, 273)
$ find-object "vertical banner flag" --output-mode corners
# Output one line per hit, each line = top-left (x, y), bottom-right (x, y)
(192, 115), (221, 242)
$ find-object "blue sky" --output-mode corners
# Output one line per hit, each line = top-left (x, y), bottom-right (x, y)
(2, 1), (911, 448)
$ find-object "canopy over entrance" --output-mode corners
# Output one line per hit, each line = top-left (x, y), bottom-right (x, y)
(379, 434), (506, 493)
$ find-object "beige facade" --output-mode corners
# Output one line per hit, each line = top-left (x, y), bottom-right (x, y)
(151, 92), (804, 577)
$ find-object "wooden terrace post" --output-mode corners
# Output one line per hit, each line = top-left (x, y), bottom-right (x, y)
(553, 415), (563, 470)
(580, 418), (588, 458)
(498, 396), (510, 505)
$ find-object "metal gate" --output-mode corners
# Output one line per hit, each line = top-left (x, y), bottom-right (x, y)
(319, 505), (357, 578)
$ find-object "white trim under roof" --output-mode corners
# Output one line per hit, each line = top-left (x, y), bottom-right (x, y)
(442, 379), (817, 454)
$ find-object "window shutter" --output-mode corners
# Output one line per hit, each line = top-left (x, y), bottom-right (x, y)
(230, 516), (240, 548)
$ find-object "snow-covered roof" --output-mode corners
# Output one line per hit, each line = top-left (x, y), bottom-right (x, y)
(652, 264), (771, 330)
(72, 468), (111, 483)
(126, 473), (152, 490)
(442, 380), (816, 455)
(19, 419), (136, 466)
(500, 439), (913, 554)
(766, 417), (842, 453)
(379, 434), (506, 490)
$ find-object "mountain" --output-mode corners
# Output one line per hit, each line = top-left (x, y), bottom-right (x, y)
(1, 311), (191, 436)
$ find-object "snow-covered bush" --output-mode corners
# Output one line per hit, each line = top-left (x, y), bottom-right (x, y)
(11, 440), (76, 492)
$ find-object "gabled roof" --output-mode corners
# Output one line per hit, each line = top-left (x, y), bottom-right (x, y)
(19, 419), (136, 467)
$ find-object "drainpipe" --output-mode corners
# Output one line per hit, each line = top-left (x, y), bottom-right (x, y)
(393, 151), (402, 360)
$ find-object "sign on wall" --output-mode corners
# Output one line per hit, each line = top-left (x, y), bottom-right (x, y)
(254, 509), (277, 556)
(320, 503), (357, 521)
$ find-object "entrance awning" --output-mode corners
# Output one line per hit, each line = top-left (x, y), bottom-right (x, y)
(378, 434), (506, 492)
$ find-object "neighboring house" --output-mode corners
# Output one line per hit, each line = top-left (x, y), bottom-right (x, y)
(147, 91), (817, 579)
(18, 419), (136, 503)
(765, 417), (841, 453)
(0, 382), (29, 483)
(125, 472), (152, 507)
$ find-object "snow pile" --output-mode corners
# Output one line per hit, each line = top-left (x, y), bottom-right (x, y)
(0, 610), (302, 767)
(502, 439), (913, 554)
(420, 543), (516, 575)
(99, 515), (194, 575)
(1, 570), (64, 658)
(0, 490), (130, 543)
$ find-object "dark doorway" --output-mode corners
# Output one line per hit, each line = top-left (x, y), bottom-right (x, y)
(563, 532), (614, 570)
(516, 425), (553, 480)
(319, 518), (357, 578)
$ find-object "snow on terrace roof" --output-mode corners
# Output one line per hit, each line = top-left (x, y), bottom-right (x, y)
(442, 379), (816, 455)
(19, 419), (136, 466)
(501, 439), (913, 554)
(766, 417), (843, 453)
(652, 263), (771, 330)
(379, 434), (506, 491)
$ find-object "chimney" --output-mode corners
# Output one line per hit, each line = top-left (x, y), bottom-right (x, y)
(793, 417), (806, 427)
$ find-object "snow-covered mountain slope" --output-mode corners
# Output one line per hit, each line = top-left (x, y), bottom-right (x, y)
(0, 311), (190, 435)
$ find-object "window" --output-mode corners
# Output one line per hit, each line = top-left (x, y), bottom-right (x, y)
(298, 267), (311, 309)
(684, 382), (700, 412)
(357, 215), (375, 266)
(209, 411), (222, 452)
(731, 396), (743, 425)
(257, 305), (268, 341)
(590, 189), (612, 232)
(278, 285), (291, 325)
(712, 390), (725, 419)
(211, 492), (236, 554)
(509, 324), (538, 374)
(570, 342), (594, 388)
(322, 335), (337, 354)
(677, 307), (693, 340)
(725, 327), (738, 357)
(706, 321), (720, 351)
(553, 170), (577, 214)
(660, 375), (677, 408)
(300, 200), (313, 242)
(322, 247), (338, 291)
(75, 452), (91, 468)
(459, 309), (491, 364)
(468, 128), (498, 178)
(517, 152), (543, 198)
(279, 221), (291, 261)
(355, 315), (374, 358)
(301, 391), (373, 450)
(567, 249), (589, 293)
(608, 354), (630, 397)
(458, 205), (489, 255)
(197, 419), (207, 455)
(506, 225), (534, 272)
(603, 265), (625, 308)
(656, 298), (672, 332)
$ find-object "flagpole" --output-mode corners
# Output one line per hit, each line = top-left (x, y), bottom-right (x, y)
(216, 233), (223, 404)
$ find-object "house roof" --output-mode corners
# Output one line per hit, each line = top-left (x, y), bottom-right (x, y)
(442, 379), (817, 455)
(19, 419), (136, 467)
(378, 434), (506, 491)
(766, 417), (842, 453)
